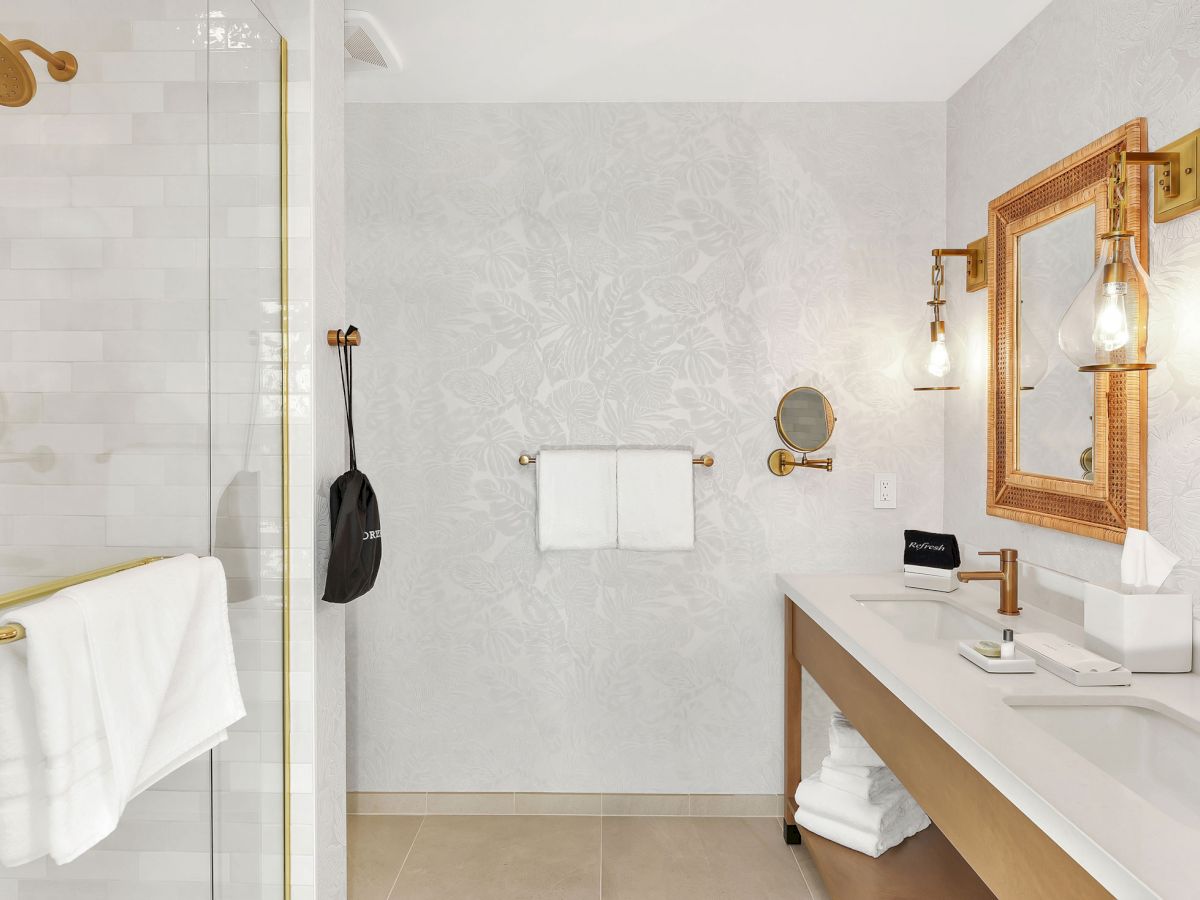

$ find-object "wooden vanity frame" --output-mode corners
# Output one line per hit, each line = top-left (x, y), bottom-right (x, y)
(784, 598), (1112, 899)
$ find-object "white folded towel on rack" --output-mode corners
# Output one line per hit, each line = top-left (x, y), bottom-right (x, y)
(0, 639), (49, 867)
(828, 711), (885, 768)
(616, 448), (695, 551)
(819, 755), (901, 803)
(794, 773), (930, 858)
(537, 449), (618, 551)
(8, 555), (245, 864)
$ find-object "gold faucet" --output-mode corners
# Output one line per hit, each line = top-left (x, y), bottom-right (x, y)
(957, 549), (1021, 616)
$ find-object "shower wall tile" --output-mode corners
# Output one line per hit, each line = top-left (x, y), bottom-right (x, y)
(345, 102), (946, 795)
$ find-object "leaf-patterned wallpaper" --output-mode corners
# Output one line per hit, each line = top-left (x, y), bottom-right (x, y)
(345, 102), (946, 792)
(945, 0), (1200, 613)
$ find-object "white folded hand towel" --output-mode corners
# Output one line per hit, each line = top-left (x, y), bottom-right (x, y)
(0, 640), (49, 867)
(10, 591), (115, 864)
(819, 755), (901, 803)
(8, 554), (245, 864)
(794, 774), (930, 858)
(616, 448), (695, 551)
(536, 449), (617, 550)
(829, 712), (884, 768)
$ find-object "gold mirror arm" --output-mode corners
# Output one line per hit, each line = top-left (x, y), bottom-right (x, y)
(768, 449), (833, 476)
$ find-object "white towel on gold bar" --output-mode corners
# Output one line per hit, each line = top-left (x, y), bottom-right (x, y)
(616, 448), (695, 551)
(0, 638), (49, 867)
(536, 449), (618, 550)
(10, 555), (245, 864)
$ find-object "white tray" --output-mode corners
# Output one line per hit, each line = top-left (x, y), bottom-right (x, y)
(1016, 634), (1132, 686)
(957, 640), (1036, 674)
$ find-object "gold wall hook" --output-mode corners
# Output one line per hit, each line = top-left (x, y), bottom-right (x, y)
(327, 328), (360, 346)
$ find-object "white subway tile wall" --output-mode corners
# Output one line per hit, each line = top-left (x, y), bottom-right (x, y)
(0, 2), (288, 898)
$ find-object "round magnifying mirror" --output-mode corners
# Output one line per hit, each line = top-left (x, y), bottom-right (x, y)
(775, 387), (835, 453)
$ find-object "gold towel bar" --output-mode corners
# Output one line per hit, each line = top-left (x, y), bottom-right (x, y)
(519, 453), (714, 467)
(0, 556), (168, 645)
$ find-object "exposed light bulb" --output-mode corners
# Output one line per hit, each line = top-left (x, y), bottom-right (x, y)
(1092, 280), (1130, 352)
(926, 336), (951, 377)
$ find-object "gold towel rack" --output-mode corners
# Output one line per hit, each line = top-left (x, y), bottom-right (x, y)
(519, 453), (714, 467)
(0, 556), (167, 645)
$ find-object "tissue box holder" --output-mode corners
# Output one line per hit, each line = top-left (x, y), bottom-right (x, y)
(1083, 583), (1193, 673)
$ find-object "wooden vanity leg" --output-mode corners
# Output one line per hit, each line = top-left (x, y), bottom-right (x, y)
(784, 597), (802, 845)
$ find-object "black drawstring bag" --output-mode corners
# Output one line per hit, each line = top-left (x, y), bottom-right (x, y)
(322, 326), (381, 604)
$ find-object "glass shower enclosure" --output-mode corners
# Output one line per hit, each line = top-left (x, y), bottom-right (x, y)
(0, 3), (288, 897)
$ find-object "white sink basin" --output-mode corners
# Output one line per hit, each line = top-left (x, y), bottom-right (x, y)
(853, 593), (995, 643)
(1006, 696), (1200, 829)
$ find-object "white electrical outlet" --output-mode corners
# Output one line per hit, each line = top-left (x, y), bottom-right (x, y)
(874, 473), (897, 509)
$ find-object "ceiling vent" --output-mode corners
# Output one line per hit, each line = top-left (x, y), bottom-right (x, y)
(344, 10), (401, 73)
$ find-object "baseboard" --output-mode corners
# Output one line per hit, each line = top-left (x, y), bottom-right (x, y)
(348, 792), (784, 817)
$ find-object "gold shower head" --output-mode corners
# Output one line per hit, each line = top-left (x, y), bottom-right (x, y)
(0, 34), (78, 108)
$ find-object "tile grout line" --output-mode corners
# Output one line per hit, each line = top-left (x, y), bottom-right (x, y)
(790, 844), (820, 900)
(384, 814), (426, 900)
(598, 806), (604, 900)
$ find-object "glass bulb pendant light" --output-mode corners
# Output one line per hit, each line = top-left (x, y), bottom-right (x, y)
(1057, 152), (1173, 372)
(903, 252), (963, 391)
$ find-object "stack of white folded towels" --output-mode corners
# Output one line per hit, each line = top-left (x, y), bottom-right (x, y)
(793, 711), (930, 857)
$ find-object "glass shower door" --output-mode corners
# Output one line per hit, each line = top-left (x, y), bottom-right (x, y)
(207, 4), (287, 899)
(0, 2), (287, 897)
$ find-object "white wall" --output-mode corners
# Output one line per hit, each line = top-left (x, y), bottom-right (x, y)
(344, 102), (946, 794)
(944, 0), (1200, 614)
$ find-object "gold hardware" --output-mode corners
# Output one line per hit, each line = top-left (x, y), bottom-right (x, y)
(965, 236), (988, 292)
(519, 453), (714, 467)
(0, 557), (168, 644)
(768, 448), (832, 475)
(279, 37), (293, 900)
(327, 328), (360, 347)
(932, 240), (988, 293)
(1105, 136), (1200, 226)
(0, 34), (78, 108)
(770, 386), (835, 474)
(958, 548), (1021, 616)
(1143, 128), (1200, 223)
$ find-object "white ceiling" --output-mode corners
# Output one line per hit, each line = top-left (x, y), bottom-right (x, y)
(346, 0), (1054, 103)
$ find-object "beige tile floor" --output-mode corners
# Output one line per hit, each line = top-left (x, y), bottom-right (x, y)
(349, 814), (830, 900)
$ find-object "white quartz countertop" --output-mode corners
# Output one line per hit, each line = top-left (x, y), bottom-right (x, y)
(780, 573), (1200, 900)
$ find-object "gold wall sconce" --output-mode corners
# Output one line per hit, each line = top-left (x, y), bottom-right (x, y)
(1058, 130), (1200, 373)
(0, 34), (78, 108)
(902, 240), (986, 392)
(768, 387), (835, 475)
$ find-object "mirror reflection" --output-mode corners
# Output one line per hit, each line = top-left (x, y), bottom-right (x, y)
(776, 387), (835, 453)
(1017, 205), (1097, 480)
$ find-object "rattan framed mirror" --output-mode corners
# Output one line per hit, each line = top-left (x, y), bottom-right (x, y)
(986, 119), (1148, 543)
